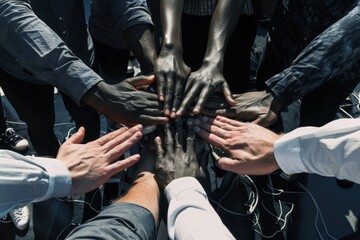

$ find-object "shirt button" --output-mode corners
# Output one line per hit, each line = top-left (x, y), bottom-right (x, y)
(58, 17), (63, 21)
(62, 30), (66, 35)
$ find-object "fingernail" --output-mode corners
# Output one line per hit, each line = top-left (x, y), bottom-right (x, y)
(135, 132), (142, 139)
(195, 126), (200, 132)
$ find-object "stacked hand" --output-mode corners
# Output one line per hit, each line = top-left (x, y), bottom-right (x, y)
(57, 125), (143, 195)
(82, 75), (168, 126)
(195, 116), (282, 175)
(154, 48), (191, 118)
(175, 64), (236, 117)
(154, 118), (205, 189)
(201, 90), (282, 127)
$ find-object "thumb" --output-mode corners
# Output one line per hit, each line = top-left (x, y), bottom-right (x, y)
(126, 75), (156, 87)
(223, 86), (236, 107)
(64, 127), (85, 145)
(216, 157), (241, 174)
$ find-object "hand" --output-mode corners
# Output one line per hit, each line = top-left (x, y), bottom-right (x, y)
(56, 125), (143, 195)
(176, 64), (235, 117)
(154, 118), (204, 189)
(154, 48), (191, 117)
(195, 116), (282, 175)
(82, 75), (168, 126)
(201, 90), (282, 127)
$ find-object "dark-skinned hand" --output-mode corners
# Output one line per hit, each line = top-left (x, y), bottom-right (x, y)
(154, 47), (191, 118)
(154, 117), (204, 190)
(176, 63), (235, 117)
(82, 75), (169, 126)
(201, 90), (283, 127)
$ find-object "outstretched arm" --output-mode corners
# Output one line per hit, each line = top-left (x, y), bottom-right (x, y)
(176, 0), (246, 116)
(154, 0), (191, 117)
(0, 125), (143, 217)
(196, 116), (360, 184)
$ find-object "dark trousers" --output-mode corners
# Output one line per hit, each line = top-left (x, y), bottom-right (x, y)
(0, 68), (100, 157)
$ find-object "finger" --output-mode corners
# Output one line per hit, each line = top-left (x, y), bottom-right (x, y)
(175, 90), (197, 117)
(155, 72), (166, 102)
(214, 115), (244, 128)
(106, 154), (141, 176)
(140, 91), (162, 102)
(154, 136), (165, 162)
(251, 114), (278, 128)
(174, 118), (184, 147)
(200, 107), (238, 118)
(95, 126), (129, 146)
(164, 74), (175, 116)
(186, 117), (195, 149)
(164, 123), (174, 155)
(141, 108), (165, 116)
(195, 125), (226, 149)
(222, 84), (236, 107)
(174, 79), (196, 117)
(193, 87), (212, 115)
(126, 75), (156, 87)
(171, 82), (185, 117)
(197, 120), (230, 139)
(106, 128), (143, 160)
(216, 157), (243, 174)
(64, 126), (85, 145)
(138, 115), (169, 125)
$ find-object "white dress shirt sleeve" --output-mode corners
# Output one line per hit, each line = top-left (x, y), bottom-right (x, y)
(165, 177), (235, 240)
(0, 150), (71, 216)
(274, 119), (360, 183)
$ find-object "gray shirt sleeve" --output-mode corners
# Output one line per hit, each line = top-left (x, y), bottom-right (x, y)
(0, 0), (102, 105)
(0, 150), (71, 217)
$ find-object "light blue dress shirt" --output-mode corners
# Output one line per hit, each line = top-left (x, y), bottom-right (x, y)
(0, 150), (71, 217)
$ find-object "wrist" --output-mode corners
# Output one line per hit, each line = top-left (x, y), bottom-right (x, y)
(161, 42), (183, 55)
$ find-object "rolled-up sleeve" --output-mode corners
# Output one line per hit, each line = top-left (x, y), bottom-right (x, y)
(0, 0), (102, 105)
(0, 150), (71, 217)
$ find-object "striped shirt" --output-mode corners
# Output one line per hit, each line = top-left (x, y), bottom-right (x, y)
(183, 0), (253, 16)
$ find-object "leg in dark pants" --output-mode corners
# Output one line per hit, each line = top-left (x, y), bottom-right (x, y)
(0, 69), (59, 157)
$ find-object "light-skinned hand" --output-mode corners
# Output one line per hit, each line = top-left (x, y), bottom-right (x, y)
(195, 116), (282, 175)
(56, 125), (143, 195)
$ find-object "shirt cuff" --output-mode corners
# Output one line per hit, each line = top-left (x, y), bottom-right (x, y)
(164, 177), (206, 202)
(274, 127), (317, 175)
(28, 157), (72, 200)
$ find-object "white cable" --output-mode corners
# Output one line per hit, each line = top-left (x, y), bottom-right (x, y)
(297, 182), (337, 240)
(250, 200), (294, 239)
